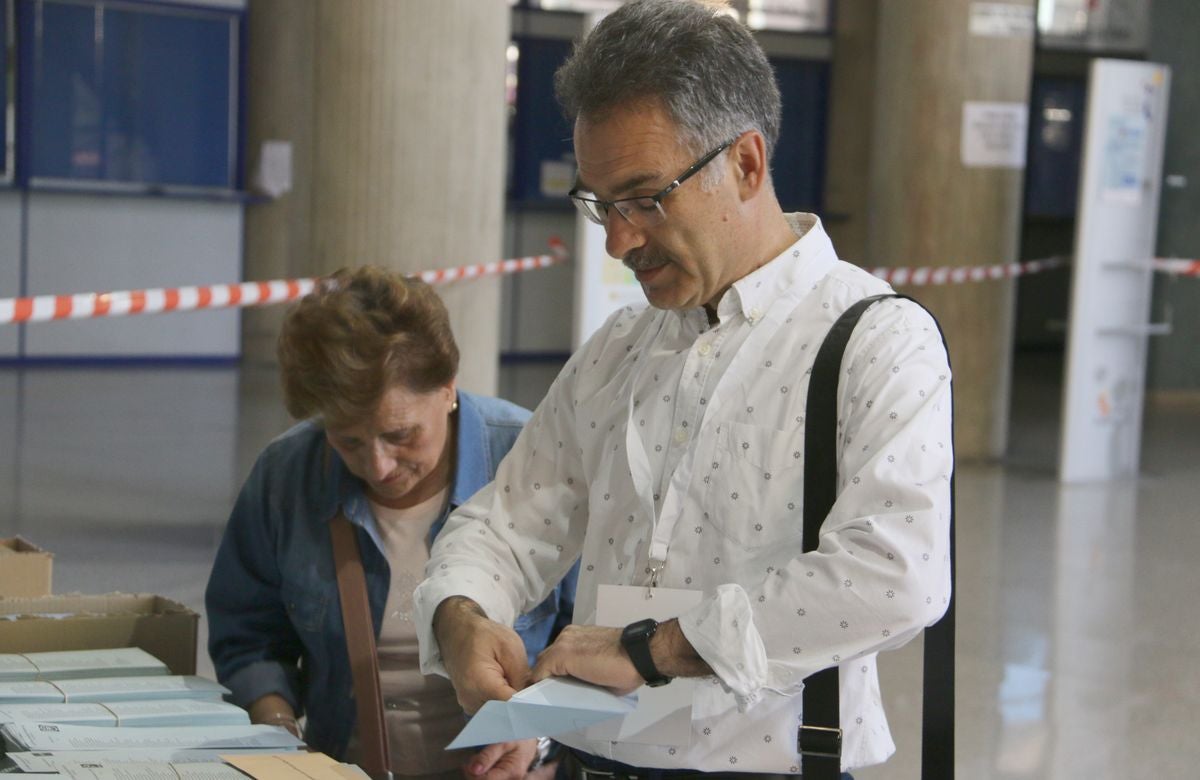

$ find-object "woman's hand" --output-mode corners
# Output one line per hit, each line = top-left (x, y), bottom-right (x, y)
(247, 693), (302, 739)
(463, 739), (537, 780)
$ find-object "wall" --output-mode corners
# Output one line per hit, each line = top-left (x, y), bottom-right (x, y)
(1, 193), (243, 359)
(0, 193), (20, 356)
(1147, 0), (1200, 392)
(0, 0), (246, 361)
(499, 208), (576, 411)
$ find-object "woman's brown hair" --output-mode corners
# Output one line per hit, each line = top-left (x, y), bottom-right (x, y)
(277, 266), (459, 427)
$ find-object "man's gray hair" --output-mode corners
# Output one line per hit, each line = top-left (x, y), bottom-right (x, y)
(554, 0), (782, 162)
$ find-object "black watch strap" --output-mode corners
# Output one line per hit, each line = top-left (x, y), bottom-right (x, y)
(621, 618), (672, 687)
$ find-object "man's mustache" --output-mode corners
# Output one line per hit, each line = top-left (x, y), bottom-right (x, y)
(623, 249), (672, 272)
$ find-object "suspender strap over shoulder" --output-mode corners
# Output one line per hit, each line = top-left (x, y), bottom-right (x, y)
(800, 293), (956, 780)
(330, 512), (393, 780)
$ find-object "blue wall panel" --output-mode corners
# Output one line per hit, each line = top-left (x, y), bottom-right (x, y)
(1025, 76), (1087, 219)
(1, 0), (11, 180)
(771, 57), (829, 213)
(20, 0), (238, 191)
(509, 35), (575, 206)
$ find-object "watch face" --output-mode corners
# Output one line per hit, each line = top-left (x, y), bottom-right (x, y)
(623, 618), (658, 641)
(622, 619), (671, 687)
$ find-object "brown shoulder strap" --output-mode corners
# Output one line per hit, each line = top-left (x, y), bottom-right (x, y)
(330, 512), (392, 780)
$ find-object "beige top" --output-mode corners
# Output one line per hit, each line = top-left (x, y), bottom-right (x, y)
(346, 487), (471, 778)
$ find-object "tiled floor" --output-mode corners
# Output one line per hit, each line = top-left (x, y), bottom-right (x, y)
(1, 354), (1197, 779)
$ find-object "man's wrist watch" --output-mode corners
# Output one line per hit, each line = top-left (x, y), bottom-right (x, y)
(528, 736), (558, 771)
(620, 618), (673, 687)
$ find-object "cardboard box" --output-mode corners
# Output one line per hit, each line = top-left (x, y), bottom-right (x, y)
(0, 593), (198, 676)
(0, 537), (54, 597)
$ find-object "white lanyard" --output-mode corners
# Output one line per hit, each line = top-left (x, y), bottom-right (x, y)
(624, 297), (794, 586)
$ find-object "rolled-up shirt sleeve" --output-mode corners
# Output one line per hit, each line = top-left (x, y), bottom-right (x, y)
(677, 300), (953, 709)
(205, 453), (305, 712)
(413, 351), (592, 676)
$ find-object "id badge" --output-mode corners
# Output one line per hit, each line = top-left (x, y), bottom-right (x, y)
(585, 584), (702, 748)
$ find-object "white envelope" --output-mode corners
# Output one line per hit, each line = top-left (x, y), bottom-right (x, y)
(445, 677), (634, 749)
(584, 584), (703, 748)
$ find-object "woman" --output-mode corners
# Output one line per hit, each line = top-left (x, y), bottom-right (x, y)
(205, 267), (576, 779)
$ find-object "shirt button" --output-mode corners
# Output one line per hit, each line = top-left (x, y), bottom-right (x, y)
(749, 307), (763, 321)
(674, 428), (688, 444)
(698, 342), (711, 356)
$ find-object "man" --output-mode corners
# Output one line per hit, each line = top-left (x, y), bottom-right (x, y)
(413, 1), (953, 776)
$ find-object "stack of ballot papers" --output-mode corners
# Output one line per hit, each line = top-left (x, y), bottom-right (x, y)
(0, 647), (314, 777)
(17, 761), (246, 780)
(0, 677), (228, 705)
(0, 722), (305, 754)
(0, 651), (167, 684)
(1, 752), (370, 780)
(0, 700), (250, 728)
(2, 747), (296, 773)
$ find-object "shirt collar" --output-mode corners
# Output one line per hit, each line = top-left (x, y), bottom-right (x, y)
(449, 390), (493, 508)
(729, 212), (837, 319)
(326, 442), (368, 525)
(676, 212), (837, 330)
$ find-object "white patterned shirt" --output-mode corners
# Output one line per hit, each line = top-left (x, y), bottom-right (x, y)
(414, 214), (953, 772)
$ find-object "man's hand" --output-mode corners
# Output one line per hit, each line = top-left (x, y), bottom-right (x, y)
(531, 619), (713, 690)
(529, 625), (643, 693)
(247, 693), (302, 739)
(434, 596), (531, 713)
(462, 739), (537, 780)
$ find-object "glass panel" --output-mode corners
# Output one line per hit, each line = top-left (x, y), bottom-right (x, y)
(26, 0), (237, 190)
(30, 0), (102, 180)
(101, 6), (233, 187)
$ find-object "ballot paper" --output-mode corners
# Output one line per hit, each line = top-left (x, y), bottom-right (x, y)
(54, 762), (246, 780)
(222, 751), (369, 780)
(584, 585), (703, 748)
(0, 657), (38, 683)
(0, 650), (168, 683)
(0, 766), (57, 776)
(445, 677), (634, 749)
(5, 748), (293, 773)
(0, 722), (304, 752)
(0, 700), (250, 728)
(0, 677), (229, 704)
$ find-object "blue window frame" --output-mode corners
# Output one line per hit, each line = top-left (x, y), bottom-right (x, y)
(18, 0), (240, 194)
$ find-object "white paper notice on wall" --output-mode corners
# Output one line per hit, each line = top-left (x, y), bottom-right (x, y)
(540, 159), (575, 198)
(969, 2), (1035, 38)
(1100, 113), (1149, 205)
(961, 102), (1029, 168)
(253, 140), (293, 198)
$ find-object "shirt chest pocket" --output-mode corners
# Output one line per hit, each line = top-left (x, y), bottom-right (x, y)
(282, 581), (330, 635)
(704, 421), (806, 549)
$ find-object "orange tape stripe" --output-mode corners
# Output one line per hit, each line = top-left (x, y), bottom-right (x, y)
(1, 241), (568, 324)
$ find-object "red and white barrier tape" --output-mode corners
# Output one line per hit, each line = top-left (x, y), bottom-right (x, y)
(865, 255), (1200, 285)
(2, 244), (1194, 326)
(0, 239), (567, 326)
(864, 256), (1070, 285)
(1152, 258), (1200, 277)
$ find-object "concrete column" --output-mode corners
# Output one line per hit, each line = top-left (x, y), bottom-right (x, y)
(827, 0), (1035, 460)
(821, 0), (877, 264)
(243, 0), (509, 396)
(241, 0), (317, 367)
(1148, 0), (1200, 394)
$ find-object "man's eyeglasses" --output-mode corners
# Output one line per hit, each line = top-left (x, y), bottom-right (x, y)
(569, 139), (735, 229)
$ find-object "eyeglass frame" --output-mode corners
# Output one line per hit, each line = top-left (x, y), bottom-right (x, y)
(568, 138), (737, 228)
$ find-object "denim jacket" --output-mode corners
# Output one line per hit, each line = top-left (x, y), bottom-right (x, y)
(205, 391), (579, 758)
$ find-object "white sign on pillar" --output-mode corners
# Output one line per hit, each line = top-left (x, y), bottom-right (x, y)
(572, 213), (646, 349)
(1059, 59), (1171, 483)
